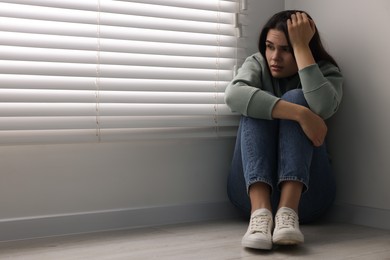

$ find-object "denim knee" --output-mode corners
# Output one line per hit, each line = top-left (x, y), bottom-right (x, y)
(281, 89), (308, 107)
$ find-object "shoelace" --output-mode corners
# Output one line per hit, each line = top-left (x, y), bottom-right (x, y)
(275, 211), (296, 229)
(249, 214), (271, 235)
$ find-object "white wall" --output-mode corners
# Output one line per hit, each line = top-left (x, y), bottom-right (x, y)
(285, 0), (390, 229)
(0, 140), (233, 218)
(0, 139), (239, 240)
(0, 0), (285, 241)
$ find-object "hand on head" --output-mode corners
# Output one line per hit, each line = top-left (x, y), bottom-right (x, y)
(287, 12), (316, 49)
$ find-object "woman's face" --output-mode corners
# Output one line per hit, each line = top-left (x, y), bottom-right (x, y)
(265, 29), (298, 78)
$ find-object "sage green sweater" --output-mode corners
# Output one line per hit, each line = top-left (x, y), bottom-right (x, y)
(225, 52), (343, 120)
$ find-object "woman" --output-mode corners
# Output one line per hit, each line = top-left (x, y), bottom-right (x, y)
(225, 10), (343, 250)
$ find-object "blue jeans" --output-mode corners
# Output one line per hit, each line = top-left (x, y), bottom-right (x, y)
(227, 89), (336, 223)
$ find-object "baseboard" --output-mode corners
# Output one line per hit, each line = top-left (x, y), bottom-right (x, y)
(327, 203), (390, 230)
(0, 201), (241, 242)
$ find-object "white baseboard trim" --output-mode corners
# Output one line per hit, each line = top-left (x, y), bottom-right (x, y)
(328, 203), (390, 230)
(0, 201), (241, 242)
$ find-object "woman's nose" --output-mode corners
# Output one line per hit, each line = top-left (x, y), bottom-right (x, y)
(271, 50), (281, 61)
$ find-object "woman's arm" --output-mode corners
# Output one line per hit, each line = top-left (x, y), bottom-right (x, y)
(288, 12), (343, 119)
(224, 54), (280, 120)
(271, 99), (327, 147)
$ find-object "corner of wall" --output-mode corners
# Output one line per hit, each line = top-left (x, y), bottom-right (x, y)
(328, 203), (390, 231)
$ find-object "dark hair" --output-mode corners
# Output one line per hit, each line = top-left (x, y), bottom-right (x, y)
(258, 10), (339, 68)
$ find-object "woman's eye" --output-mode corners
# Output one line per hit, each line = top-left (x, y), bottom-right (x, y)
(266, 44), (275, 50)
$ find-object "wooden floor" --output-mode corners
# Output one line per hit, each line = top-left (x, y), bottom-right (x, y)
(0, 219), (390, 259)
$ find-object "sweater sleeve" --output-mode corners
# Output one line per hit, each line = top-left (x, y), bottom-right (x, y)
(299, 62), (343, 119)
(224, 54), (280, 120)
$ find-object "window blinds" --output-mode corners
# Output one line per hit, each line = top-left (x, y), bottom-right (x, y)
(0, 0), (246, 145)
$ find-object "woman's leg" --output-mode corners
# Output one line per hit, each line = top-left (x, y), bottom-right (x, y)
(227, 116), (279, 249)
(276, 89), (336, 222)
(277, 89), (314, 212)
(227, 116), (278, 217)
(271, 89), (311, 244)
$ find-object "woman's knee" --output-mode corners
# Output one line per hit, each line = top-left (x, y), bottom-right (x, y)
(281, 89), (308, 107)
(240, 115), (276, 132)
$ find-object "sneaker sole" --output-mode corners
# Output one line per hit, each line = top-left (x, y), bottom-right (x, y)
(273, 233), (304, 245)
(242, 238), (272, 250)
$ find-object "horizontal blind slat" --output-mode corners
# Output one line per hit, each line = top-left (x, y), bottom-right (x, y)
(99, 104), (234, 116)
(99, 66), (233, 81)
(0, 46), (237, 69)
(0, 89), (227, 104)
(0, 103), (97, 116)
(0, 0), (237, 16)
(100, 126), (238, 141)
(100, 1), (234, 24)
(99, 115), (239, 128)
(0, 32), (246, 58)
(0, 75), (230, 92)
(0, 104), (233, 116)
(0, 0), (97, 12)
(0, 115), (239, 130)
(0, 117), (96, 130)
(0, 61), (234, 81)
(118, 0), (237, 13)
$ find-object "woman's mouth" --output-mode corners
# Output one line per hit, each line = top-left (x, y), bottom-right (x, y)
(270, 65), (283, 72)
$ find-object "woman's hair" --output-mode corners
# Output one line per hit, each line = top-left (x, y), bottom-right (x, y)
(258, 10), (339, 68)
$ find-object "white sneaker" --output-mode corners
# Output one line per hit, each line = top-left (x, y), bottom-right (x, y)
(241, 208), (273, 250)
(272, 207), (304, 245)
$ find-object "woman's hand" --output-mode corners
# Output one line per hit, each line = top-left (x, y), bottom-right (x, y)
(287, 12), (316, 49)
(287, 12), (317, 70)
(297, 107), (327, 147)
